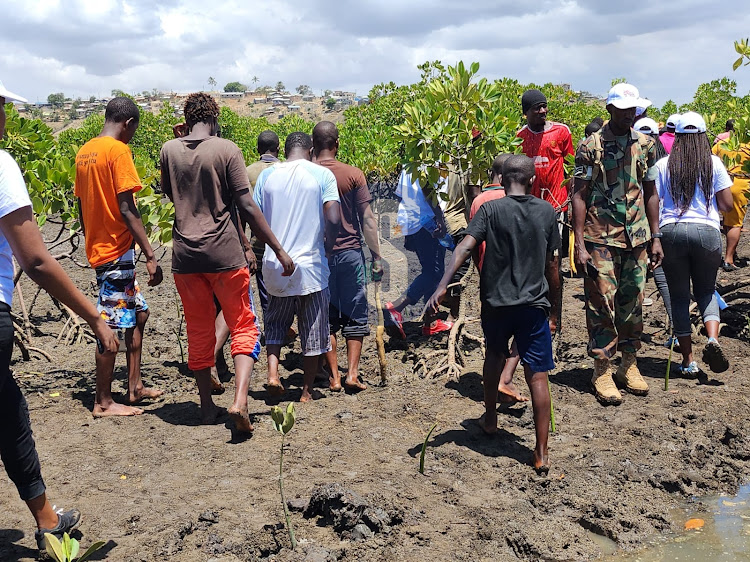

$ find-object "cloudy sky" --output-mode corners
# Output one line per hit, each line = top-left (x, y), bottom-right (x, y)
(2, 0), (750, 107)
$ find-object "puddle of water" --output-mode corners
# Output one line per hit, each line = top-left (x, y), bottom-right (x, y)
(604, 484), (750, 561)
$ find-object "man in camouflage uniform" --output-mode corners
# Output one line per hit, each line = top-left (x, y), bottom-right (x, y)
(571, 84), (663, 405)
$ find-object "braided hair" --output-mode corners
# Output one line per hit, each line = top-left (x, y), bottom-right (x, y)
(667, 131), (713, 215)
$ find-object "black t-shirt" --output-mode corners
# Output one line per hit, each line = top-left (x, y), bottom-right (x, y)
(466, 195), (560, 309)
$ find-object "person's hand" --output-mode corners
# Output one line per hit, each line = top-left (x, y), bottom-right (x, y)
(276, 249), (295, 277)
(91, 319), (119, 353)
(648, 238), (664, 270)
(431, 219), (447, 239)
(548, 316), (559, 339)
(426, 285), (447, 316)
(146, 257), (163, 286)
(245, 248), (257, 275)
(371, 257), (383, 282)
(574, 242), (592, 275)
(172, 123), (189, 138)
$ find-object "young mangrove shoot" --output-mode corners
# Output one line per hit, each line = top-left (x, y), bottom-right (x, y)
(419, 422), (438, 474)
(271, 402), (297, 549)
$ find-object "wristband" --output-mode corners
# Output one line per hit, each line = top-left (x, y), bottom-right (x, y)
(651, 232), (663, 239)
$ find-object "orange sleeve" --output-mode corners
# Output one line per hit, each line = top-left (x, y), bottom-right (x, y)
(111, 145), (142, 194)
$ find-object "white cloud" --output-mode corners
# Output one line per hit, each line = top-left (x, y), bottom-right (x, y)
(1, 0), (749, 106)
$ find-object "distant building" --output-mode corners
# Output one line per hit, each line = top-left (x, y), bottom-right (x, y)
(220, 92), (244, 99)
(288, 105), (300, 112)
(253, 97), (266, 104)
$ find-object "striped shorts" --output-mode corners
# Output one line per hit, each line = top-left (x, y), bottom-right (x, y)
(265, 289), (331, 356)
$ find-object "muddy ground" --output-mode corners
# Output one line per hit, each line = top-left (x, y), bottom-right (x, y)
(2, 218), (750, 562)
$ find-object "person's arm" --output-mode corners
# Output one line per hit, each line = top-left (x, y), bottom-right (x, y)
(545, 251), (561, 336)
(234, 189), (294, 276)
(117, 191), (163, 286)
(571, 178), (592, 270)
(1, 206), (118, 352)
(76, 198), (85, 235)
(358, 201), (382, 281)
(237, 223), (257, 274)
(642, 179), (663, 269)
(426, 235), (478, 314)
(717, 187), (734, 213)
(323, 200), (341, 255)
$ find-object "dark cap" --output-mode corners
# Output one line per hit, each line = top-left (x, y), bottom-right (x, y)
(521, 89), (547, 114)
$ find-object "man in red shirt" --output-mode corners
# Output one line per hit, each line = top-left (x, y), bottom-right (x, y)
(516, 89), (573, 336)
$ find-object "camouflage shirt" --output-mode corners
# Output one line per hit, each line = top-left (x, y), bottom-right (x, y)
(574, 123), (658, 249)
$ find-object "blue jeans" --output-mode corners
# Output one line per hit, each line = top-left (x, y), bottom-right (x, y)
(404, 227), (445, 305)
(661, 222), (722, 338)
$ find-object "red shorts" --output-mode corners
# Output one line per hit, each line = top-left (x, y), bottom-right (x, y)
(174, 268), (260, 371)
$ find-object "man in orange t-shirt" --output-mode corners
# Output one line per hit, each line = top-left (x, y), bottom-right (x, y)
(75, 97), (163, 418)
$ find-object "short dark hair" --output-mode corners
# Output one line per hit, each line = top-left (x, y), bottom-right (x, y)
(491, 153), (512, 178)
(105, 97), (139, 124)
(502, 154), (536, 186)
(312, 121), (339, 151)
(726, 119), (735, 132)
(585, 117), (604, 137)
(285, 131), (312, 154)
(184, 92), (220, 128)
(257, 130), (279, 154)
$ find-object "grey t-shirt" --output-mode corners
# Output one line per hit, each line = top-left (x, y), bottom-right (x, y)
(160, 136), (248, 274)
(466, 195), (560, 309)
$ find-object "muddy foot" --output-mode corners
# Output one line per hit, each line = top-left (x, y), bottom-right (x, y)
(210, 369), (225, 395)
(344, 378), (367, 392)
(329, 377), (343, 392)
(498, 382), (528, 403)
(478, 413), (498, 435)
(126, 386), (164, 404)
(228, 407), (254, 434)
(93, 402), (144, 418)
(266, 380), (285, 396)
(201, 404), (224, 425)
(532, 450), (550, 475)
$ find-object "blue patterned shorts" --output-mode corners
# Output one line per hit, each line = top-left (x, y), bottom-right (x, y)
(95, 249), (148, 329)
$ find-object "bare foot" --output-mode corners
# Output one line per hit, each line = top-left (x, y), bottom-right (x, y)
(200, 403), (223, 425)
(228, 406), (254, 434)
(532, 450), (550, 475)
(478, 413), (498, 435)
(210, 369), (225, 395)
(93, 402), (144, 418)
(300, 388), (314, 403)
(267, 379), (285, 396)
(126, 386), (164, 404)
(329, 377), (343, 392)
(498, 382), (528, 403)
(343, 377), (367, 392)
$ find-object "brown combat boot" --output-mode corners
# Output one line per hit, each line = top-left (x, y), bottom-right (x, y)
(591, 358), (622, 405)
(614, 352), (649, 395)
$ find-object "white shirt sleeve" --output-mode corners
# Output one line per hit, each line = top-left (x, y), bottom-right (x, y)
(253, 167), (268, 210)
(321, 168), (340, 204)
(0, 151), (32, 219)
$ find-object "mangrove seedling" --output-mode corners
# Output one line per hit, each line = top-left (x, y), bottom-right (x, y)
(44, 532), (104, 562)
(665, 335), (676, 391)
(271, 402), (297, 549)
(419, 422), (438, 474)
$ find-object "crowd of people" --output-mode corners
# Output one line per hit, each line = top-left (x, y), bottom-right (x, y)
(0, 77), (747, 550)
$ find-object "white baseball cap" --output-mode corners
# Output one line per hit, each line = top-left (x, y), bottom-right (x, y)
(675, 111), (707, 134)
(666, 114), (680, 129)
(634, 117), (659, 135)
(606, 83), (649, 110)
(0, 80), (28, 103)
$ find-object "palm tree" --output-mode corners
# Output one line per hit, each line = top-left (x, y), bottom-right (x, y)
(208, 76), (217, 91)
(252, 76), (259, 87)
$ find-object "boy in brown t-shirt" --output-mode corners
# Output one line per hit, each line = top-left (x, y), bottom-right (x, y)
(75, 97), (163, 418)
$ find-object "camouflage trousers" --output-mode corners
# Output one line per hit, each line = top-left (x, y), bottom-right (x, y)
(583, 243), (648, 359)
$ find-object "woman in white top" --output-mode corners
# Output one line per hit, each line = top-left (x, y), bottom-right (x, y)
(654, 112), (733, 376)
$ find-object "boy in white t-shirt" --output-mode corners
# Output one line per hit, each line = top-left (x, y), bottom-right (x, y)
(0, 81), (119, 553)
(253, 132), (341, 402)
